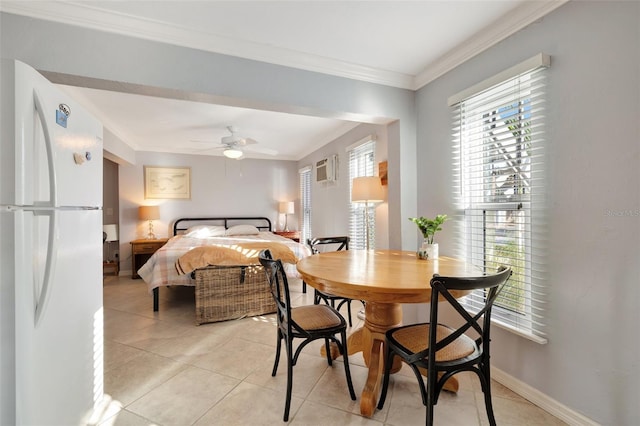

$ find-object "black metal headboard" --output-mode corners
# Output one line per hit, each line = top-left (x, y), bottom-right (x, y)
(173, 217), (273, 236)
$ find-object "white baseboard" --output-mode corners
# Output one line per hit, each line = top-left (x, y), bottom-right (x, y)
(492, 367), (599, 426)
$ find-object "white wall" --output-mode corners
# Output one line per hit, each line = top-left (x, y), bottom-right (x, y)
(116, 151), (299, 275)
(102, 128), (135, 166)
(415, 2), (639, 424)
(298, 122), (389, 247)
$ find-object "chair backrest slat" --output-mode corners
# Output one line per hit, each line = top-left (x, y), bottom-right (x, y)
(259, 249), (312, 336)
(307, 236), (349, 254)
(259, 250), (290, 323)
(429, 266), (512, 356)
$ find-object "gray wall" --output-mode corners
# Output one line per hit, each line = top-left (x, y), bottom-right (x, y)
(116, 152), (299, 275)
(298, 122), (389, 246)
(415, 2), (639, 424)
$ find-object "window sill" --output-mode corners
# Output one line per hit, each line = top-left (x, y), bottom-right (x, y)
(493, 319), (548, 344)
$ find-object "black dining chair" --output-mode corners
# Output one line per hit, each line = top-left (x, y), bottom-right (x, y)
(376, 266), (512, 426)
(301, 237), (349, 293)
(306, 236), (360, 327)
(258, 249), (356, 422)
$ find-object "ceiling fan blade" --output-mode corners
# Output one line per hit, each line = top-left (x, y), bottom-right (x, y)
(220, 135), (258, 146)
(195, 128), (266, 156)
(236, 137), (258, 146)
(220, 135), (235, 145)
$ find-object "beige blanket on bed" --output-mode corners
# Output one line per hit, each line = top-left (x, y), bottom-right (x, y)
(175, 242), (298, 275)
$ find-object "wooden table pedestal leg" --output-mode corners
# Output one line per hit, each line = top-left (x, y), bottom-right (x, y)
(358, 302), (403, 417)
(319, 301), (459, 416)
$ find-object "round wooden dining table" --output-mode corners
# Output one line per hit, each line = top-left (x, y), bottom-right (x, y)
(296, 249), (481, 417)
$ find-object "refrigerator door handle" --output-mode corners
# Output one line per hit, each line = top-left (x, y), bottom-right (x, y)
(32, 89), (59, 326)
(33, 89), (58, 207)
(33, 209), (57, 326)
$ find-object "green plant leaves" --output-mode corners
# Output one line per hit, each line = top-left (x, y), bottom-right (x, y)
(408, 214), (449, 244)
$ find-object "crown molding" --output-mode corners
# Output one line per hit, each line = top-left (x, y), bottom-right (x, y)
(412, 0), (569, 90)
(1, 1), (568, 91)
(0, 1), (414, 89)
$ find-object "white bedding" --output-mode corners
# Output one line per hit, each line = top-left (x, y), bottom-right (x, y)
(137, 231), (311, 293)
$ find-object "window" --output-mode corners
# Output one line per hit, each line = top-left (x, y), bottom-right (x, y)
(299, 166), (312, 245)
(450, 54), (549, 343)
(348, 138), (376, 250)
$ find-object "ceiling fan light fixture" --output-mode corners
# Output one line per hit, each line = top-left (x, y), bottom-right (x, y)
(223, 147), (244, 159)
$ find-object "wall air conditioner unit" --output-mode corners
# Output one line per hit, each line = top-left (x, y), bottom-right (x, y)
(316, 155), (337, 183)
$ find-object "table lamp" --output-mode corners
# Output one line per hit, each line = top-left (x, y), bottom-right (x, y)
(103, 224), (118, 262)
(279, 201), (295, 231)
(138, 205), (160, 239)
(351, 176), (384, 250)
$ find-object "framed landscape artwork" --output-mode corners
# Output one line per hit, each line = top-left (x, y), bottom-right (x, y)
(144, 166), (191, 199)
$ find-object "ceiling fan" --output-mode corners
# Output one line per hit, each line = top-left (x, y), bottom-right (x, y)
(192, 126), (278, 159)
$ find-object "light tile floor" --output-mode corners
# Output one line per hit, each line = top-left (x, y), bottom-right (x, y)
(98, 275), (566, 426)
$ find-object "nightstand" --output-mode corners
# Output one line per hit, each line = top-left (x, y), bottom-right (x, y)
(130, 238), (168, 279)
(103, 261), (119, 276)
(274, 231), (300, 243)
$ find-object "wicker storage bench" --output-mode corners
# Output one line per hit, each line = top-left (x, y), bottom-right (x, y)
(193, 265), (276, 325)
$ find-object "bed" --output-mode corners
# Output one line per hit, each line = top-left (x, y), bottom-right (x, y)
(137, 217), (311, 322)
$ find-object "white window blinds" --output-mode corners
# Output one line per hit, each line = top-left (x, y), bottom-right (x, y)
(299, 166), (312, 245)
(348, 138), (376, 250)
(451, 54), (549, 344)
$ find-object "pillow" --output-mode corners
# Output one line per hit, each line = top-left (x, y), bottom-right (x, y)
(225, 224), (260, 236)
(184, 225), (226, 238)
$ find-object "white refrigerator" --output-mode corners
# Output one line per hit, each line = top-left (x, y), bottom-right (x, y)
(1, 59), (104, 425)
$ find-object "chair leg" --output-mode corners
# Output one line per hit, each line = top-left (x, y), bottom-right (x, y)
(425, 365), (438, 425)
(483, 387), (497, 426)
(377, 345), (394, 409)
(324, 339), (333, 366)
(272, 329), (282, 376)
(340, 329), (357, 400)
(283, 338), (294, 422)
(479, 363), (497, 426)
(302, 280), (307, 293)
(336, 299), (353, 327)
(426, 399), (435, 426)
(409, 364), (428, 406)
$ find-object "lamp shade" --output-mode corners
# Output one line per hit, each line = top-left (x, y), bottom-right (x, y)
(279, 201), (295, 215)
(138, 205), (160, 220)
(103, 224), (118, 242)
(351, 176), (384, 203)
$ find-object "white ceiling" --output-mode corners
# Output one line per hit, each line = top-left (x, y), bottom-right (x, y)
(56, 85), (362, 161)
(1, 1), (565, 160)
